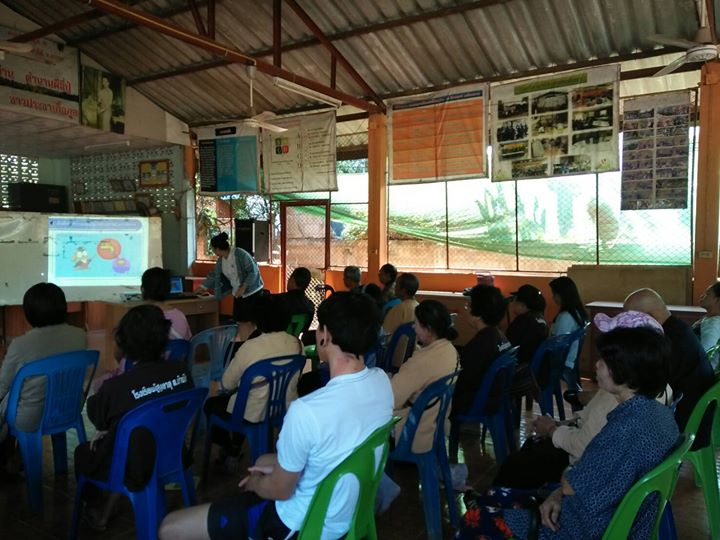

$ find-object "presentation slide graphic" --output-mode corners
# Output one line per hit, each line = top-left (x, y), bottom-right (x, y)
(48, 216), (148, 286)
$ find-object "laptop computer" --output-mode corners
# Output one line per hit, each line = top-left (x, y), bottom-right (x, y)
(169, 276), (198, 299)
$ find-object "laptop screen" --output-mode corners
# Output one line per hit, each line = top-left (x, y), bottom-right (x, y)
(170, 276), (184, 295)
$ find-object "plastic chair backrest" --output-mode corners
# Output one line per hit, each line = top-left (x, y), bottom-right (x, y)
(394, 371), (460, 455)
(6, 350), (99, 434)
(298, 417), (399, 540)
(568, 321), (590, 366)
(602, 433), (694, 539)
(314, 283), (334, 298)
(166, 339), (191, 363)
(684, 378), (720, 439)
(104, 388), (207, 491)
(530, 333), (574, 388)
(383, 297), (401, 315)
(286, 313), (309, 337)
(384, 321), (416, 372)
(363, 333), (386, 369)
(187, 324), (238, 386)
(229, 354), (306, 426)
(465, 347), (519, 418)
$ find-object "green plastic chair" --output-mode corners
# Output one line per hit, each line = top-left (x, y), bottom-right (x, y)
(286, 313), (309, 337)
(602, 433), (694, 540)
(683, 379), (720, 540)
(298, 417), (399, 540)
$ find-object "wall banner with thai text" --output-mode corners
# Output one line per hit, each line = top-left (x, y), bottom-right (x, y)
(261, 110), (337, 193)
(0, 25), (80, 123)
(621, 90), (692, 210)
(196, 123), (259, 195)
(491, 65), (619, 181)
(388, 84), (488, 184)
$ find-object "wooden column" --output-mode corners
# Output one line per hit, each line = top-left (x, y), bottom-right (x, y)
(367, 112), (388, 282)
(694, 62), (720, 302)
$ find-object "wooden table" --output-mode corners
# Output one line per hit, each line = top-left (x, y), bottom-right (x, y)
(583, 301), (706, 376)
(101, 297), (219, 372)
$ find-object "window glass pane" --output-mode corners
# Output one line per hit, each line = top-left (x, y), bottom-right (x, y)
(330, 203), (368, 268)
(389, 182), (447, 268)
(332, 172), (369, 204)
(516, 175), (598, 272)
(447, 178), (517, 271)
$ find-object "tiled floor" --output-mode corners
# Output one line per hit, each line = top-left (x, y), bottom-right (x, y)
(0, 401), (714, 539)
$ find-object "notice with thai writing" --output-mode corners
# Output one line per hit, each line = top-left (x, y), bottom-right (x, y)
(0, 25), (80, 123)
(491, 65), (619, 181)
(196, 124), (259, 194)
(261, 110), (337, 193)
(388, 84), (488, 184)
(621, 91), (691, 210)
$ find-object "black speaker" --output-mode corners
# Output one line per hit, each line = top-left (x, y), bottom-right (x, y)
(234, 218), (269, 262)
(7, 183), (68, 213)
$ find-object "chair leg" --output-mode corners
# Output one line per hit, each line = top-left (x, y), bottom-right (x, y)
(448, 421), (460, 463)
(488, 417), (507, 465)
(182, 468), (198, 507)
(554, 386), (566, 421)
(201, 419), (214, 483)
(17, 432), (44, 512)
(69, 476), (86, 540)
(688, 448), (720, 540)
(129, 484), (160, 540)
(51, 432), (68, 475)
(417, 456), (442, 540)
(436, 441), (459, 528)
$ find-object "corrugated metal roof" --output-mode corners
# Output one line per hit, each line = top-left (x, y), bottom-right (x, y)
(0, 0), (703, 127)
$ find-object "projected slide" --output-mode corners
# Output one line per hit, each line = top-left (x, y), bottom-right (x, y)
(48, 216), (149, 286)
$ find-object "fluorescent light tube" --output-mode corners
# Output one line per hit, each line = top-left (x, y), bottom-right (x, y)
(272, 77), (342, 108)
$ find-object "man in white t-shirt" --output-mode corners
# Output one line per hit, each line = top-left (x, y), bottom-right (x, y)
(159, 292), (393, 540)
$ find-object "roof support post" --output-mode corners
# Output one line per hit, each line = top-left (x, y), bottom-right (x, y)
(188, 0), (207, 36)
(273, 0), (282, 67)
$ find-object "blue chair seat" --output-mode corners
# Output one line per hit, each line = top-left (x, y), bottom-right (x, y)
(70, 388), (207, 540)
(389, 371), (460, 540)
(450, 346), (519, 466)
(5, 349), (99, 512)
(202, 354), (306, 480)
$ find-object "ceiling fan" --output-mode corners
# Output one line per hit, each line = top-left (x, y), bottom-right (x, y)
(649, 1), (718, 76)
(242, 64), (287, 133)
(0, 40), (33, 60)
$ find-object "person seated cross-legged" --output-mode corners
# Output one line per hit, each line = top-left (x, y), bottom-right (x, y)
(159, 291), (393, 540)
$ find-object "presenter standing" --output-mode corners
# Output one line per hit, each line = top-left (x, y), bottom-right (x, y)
(198, 232), (265, 322)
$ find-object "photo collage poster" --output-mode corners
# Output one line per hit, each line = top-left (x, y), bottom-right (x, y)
(388, 84), (488, 184)
(621, 91), (692, 210)
(491, 65), (620, 181)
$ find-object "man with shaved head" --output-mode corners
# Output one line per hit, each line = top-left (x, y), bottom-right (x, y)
(624, 288), (714, 446)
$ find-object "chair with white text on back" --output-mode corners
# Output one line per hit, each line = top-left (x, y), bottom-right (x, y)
(5, 349), (98, 512)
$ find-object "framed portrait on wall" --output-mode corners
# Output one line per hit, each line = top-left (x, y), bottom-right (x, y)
(138, 159), (170, 188)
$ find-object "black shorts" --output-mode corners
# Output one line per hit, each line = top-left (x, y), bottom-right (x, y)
(207, 492), (297, 540)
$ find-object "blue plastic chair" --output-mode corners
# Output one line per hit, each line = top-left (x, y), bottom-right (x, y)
(202, 354), (306, 480)
(70, 387), (207, 540)
(564, 322), (591, 392)
(450, 347), (519, 466)
(364, 332), (386, 369)
(530, 333), (575, 421)
(166, 338), (191, 363)
(382, 321), (416, 373)
(187, 324), (238, 387)
(383, 297), (401, 315)
(389, 371), (460, 540)
(5, 349), (98, 512)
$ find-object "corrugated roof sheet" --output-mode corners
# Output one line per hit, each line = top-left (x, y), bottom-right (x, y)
(0, 0), (703, 127)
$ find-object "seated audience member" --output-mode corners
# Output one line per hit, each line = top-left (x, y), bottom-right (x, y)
(457, 325), (679, 539)
(378, 263), (398, 304)
(74, 305), (194, 529)
(548, 276), (588, 392)
(204, 295), (303, 460)
(449, 285), (511, 460)
(343, 265), (362, 292)
(281, 267), (315, 335)
(694, 281), (720, 368)
(362, 283), (386, 311)
(392, 300), (458, 453)
(493, 310), (671, 489)
(624, 288), (715, 447)
(159, 292), (393, 540)
(0, 283), (87, 459)
(142, 267), (192, 340)
(383, 273), (420, 335)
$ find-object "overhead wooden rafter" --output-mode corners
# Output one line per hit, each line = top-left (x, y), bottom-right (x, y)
(79, 0), (381, 113)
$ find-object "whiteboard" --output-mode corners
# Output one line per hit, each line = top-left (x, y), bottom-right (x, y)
(0, 212), (162, 305)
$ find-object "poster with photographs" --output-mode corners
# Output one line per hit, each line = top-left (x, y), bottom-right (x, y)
(491, 65), (619, 181)
(621, 91), (691, 210)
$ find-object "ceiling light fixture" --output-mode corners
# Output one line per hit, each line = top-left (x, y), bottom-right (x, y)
(272, 77), (342, 108)
(83, 140), (131, 151)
